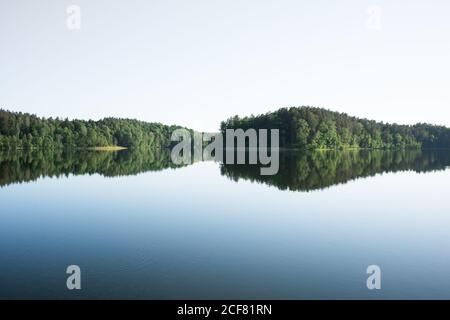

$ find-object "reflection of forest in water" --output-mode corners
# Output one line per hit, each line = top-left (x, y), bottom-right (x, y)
(221, 149), (450, 192)
(0, 148), (180, 187)
(1, 148), (449, 191)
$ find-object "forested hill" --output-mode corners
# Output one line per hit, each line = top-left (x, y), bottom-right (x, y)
(221, 107), (450, 149)
(0, 109), (187, 150)
(2, 107), (450, 151)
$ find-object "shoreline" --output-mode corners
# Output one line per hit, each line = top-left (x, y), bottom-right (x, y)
(86, 146), (128, 151)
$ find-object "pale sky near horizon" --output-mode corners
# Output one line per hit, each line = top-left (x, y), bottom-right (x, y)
(1, 0), (449, 131)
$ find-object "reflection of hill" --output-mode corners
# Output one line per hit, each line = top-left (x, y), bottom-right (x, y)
(220, 150), (450, 192)
(2, 149), (449, 191)
(0, 149), (181, 187)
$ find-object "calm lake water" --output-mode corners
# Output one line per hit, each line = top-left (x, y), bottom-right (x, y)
(1, 149), (449, 299)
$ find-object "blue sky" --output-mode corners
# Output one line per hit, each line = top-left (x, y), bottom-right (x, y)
(1, 0), (449, 131)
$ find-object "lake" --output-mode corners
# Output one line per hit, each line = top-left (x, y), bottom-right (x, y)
(1, 149), (449, 299)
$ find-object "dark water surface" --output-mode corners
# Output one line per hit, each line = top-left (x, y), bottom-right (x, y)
(1, 149), (449, 299)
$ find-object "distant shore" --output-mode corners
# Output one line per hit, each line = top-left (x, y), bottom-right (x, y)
(86, 146), (127, 151)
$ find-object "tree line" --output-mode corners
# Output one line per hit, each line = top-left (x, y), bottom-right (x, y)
(2, 107), (450, 151)
(0, 109), (187, 150)
(220, 106), (450, 149)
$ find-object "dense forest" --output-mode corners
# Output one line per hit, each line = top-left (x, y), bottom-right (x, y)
(221, 107), (450, 149)
(2, 107), (450, 151)
(0, 109), (187, 150)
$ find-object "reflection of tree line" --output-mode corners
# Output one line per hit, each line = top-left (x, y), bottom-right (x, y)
(1, 149), (449, 190)
(0, 148), (181, 187)
(220, 150), (450, 192)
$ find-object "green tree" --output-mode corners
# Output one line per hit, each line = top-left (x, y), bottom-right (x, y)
(296, 119), (310, 148)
